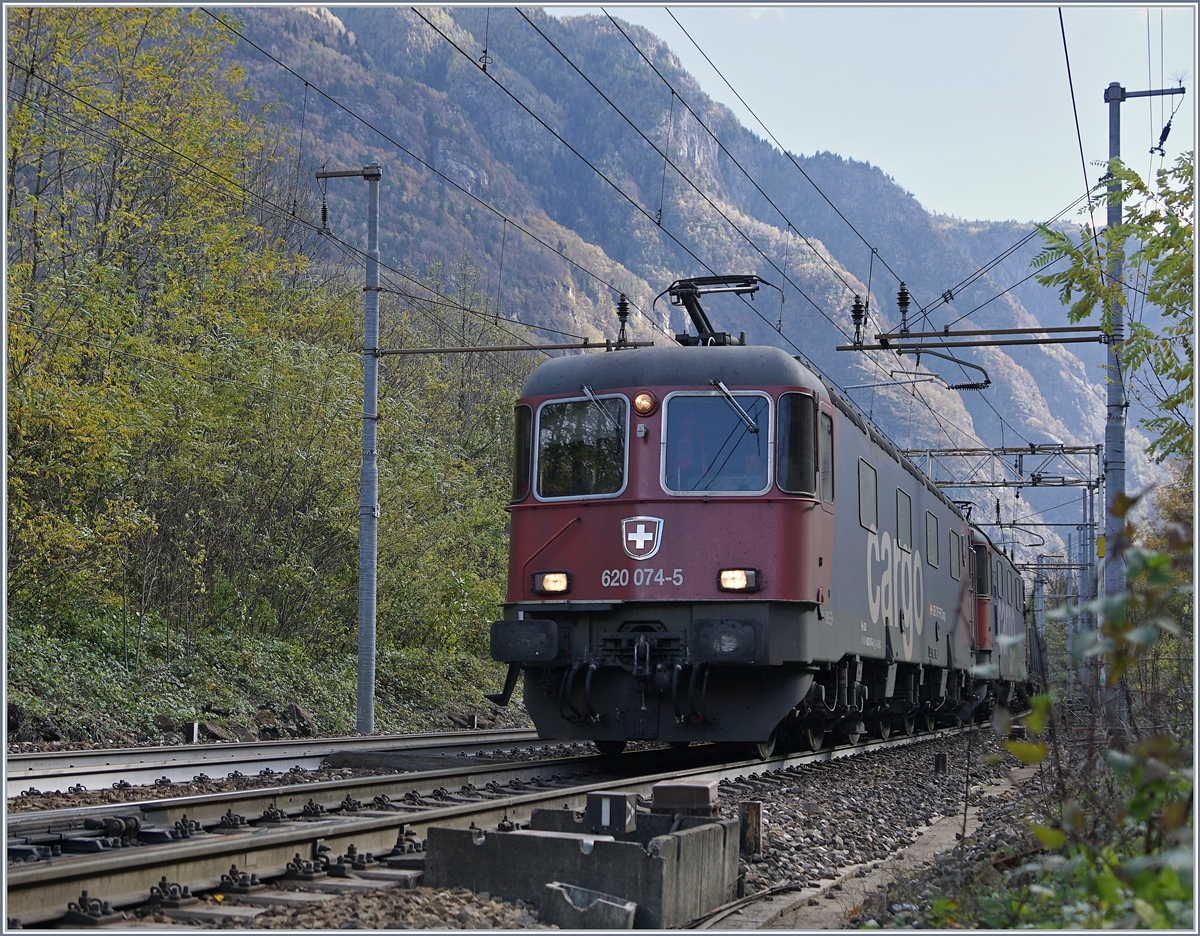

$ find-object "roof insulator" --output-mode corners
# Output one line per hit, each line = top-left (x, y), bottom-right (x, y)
(897, 283), (911, 335)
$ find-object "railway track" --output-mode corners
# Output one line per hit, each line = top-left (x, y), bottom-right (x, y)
(7, 728), (542, 792)
(6, 727), (965, 926)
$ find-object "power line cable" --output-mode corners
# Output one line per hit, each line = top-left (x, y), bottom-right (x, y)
(1057, 9), (1105, 273)
(5, 62), (578, 349)
(211, 9), (1005, 468)
(664, 7), (905, 287)
(201, 8), (675, 344)
(601, 8), (857, 297)
(509, 8), (832, 327)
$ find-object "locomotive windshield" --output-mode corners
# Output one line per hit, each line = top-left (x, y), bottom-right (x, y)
(536, 396), (627, 498)
(663, 393), (770, 493)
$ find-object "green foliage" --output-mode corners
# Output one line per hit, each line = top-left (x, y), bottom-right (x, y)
(944, 494), (1194, 929)
(1033, 153), (1194, 462)
(6, 610), (516, 738)
(7, 9), (536, 722)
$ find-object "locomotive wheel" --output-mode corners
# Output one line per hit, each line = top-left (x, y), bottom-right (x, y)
(901, 715), (917, 737)
(840, 729), (862, 745)
(800, 727), (825, 751)
(922, 712), (937, 733)
(594, 740), (627, 756)
(744, 732), (777, 760)
(875, 716), (892, 740)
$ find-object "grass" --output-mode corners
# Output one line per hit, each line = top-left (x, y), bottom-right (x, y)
(6, 612), (526, 743)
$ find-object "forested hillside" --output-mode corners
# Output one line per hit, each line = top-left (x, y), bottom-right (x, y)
(6, 8), (533, 738)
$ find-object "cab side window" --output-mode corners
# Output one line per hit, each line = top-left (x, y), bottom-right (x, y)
(511, 404), (533, 501)
(896, 489), (912, 551)
(858, 459), (877, 531)
(819, 413), (834, 502)
(777, 393), (816, 495)
(974, 546), (989, 595)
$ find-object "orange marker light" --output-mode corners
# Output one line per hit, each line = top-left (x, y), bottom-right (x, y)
(633, 391), (657, 415)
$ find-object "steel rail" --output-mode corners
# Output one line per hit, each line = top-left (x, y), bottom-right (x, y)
(6, 728), (966, 925)
(7, 750), (610, 834)
(7, 728), (542, 790)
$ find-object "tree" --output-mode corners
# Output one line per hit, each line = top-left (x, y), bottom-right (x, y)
(1033, 152), (1193, 463)
(6, 8), (363, 642)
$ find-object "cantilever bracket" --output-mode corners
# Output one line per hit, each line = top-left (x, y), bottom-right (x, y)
(898, 348), (990, 391)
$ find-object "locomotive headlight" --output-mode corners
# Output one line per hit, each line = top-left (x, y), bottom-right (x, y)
(532, 571), (571, 594)
(633, 391), (658, 415)
(718, 569), (760, 592)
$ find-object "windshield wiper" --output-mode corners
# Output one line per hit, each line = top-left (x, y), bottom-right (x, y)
(581, 385), (622, 433)
(710, 379), (759, 433)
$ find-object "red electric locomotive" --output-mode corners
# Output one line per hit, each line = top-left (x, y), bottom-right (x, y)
(489, 276), (1027, 756)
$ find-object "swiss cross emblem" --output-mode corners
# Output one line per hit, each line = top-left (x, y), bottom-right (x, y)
(621, 516), (664, 561)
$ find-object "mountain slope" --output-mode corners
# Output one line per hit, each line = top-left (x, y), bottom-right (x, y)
(220, 6), (1161, 548)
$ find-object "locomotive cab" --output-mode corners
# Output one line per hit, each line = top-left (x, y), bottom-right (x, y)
(492, 343), (832, 753)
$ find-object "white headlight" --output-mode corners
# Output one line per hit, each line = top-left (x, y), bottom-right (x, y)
(533, 572), (571, 594)
(718, 569), (759, 592)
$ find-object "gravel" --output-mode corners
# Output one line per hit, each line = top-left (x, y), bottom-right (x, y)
(16, 729), (1029, 929)
(712, 731), (1021, 896)
(843, 777), (1048, 928)
(132, 887), (552, 929)
(7, 764), (412, 813)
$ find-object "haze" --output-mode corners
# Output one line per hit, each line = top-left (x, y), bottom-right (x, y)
(549, 5), (1196, 224)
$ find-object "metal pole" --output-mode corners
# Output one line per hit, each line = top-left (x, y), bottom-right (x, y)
(317, 163), (383, 735)
(1035, 555), (1045, 687)
(359, 164), (381, 735)
(1098, 80), (1184, 598)
(1103, 82), (1126, 604)
(1068, 533), (1077, 700)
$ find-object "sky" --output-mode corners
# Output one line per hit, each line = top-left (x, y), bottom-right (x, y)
(546, 4), (1196, 223)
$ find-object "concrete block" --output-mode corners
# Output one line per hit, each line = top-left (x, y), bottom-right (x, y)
(354, 867), (424, 888)
(232, 891), (337, 908)
(542, 882), (637, 929)
(165, 905), (266, 923)
(424, 810), (738, 928)
(651, 779), (719, 816)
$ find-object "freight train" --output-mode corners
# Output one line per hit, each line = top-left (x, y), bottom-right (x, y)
(488, 276), (1028, 757)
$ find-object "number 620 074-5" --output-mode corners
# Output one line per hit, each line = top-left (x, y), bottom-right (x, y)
(601, 568), (683, 587)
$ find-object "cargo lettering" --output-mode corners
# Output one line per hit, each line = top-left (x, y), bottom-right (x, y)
(866, 530), (924, 663)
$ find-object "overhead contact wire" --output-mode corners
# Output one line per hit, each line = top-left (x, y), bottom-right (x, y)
(510, 7), (830, 326)
(200, 8), (673, 344)
(6, 73), (567, 373)
(601, 9), (857, 297)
